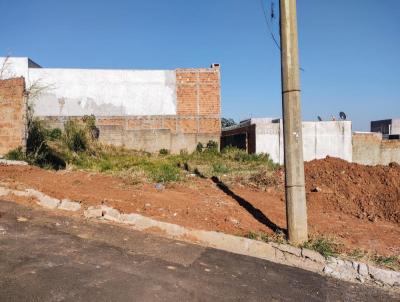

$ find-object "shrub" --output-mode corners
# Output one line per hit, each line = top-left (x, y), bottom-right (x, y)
(24, 119), (66, 170)
(221, 117), (236, 128)
(206, 140), (219, 153)
(35, 149), (66, 170)
(26, 119), (47, 155)
(5, 147), (26, 161)
(63, 120), (89, 152)
(99, 160), (113, 172)
(82, 114), (96, 129)
(82, 114), (99, 139)
(222, 146), (275, 163)
(196, 142), (204, 153)
(222, 146), (248, 161)
(48, 128), (62, 141)
(159, 148), (169, 155)
(212, 162), (229, 174)
(149, 164), (181, 183)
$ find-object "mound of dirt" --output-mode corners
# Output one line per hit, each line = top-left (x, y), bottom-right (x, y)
(305, 157), (400, 225)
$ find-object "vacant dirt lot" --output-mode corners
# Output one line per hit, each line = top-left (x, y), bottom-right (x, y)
(0, 157), (399, 258)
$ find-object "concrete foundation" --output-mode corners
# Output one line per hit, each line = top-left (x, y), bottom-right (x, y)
(42, 115), (219, 153)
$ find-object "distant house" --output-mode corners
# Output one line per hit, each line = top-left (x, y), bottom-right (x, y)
(370, 118), (400, 139)
(221, 118), (352, 164)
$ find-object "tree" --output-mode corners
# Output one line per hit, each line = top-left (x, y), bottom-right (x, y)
(0, 56), (14, 80)
(221, 118), (236, 129)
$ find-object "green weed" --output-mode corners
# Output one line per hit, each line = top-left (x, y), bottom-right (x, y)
(196, 142), (204, 153)
(149, 163), (181, 183)
(212, 163), (230, 174)
(159, 148), (169, 155)
(11, 120), (279, 187)
(302, 237), (342, 258)
(63, 120), (89, 152)
(205, 140), (219, 153)
(373, 255), (400, 270)
(347, 249), (366, 260)
(5, 147), (26, 161)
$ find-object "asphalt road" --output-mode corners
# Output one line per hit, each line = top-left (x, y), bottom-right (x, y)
(0, 200), (398, 302)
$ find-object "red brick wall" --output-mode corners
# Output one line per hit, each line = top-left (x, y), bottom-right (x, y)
(96, 66), (221, 136)
(0, 77), (26, 155)
(176, 66), (221, 134)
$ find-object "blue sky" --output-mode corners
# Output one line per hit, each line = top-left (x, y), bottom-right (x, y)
(1, 0), (399, 130)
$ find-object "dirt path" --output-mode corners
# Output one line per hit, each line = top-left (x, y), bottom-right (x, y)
(0, 158), (399, 257)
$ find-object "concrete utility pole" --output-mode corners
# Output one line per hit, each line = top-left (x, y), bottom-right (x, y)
(279, 0), (308, 243)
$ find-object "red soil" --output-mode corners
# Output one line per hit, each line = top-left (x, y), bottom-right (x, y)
(305, 157), (400, 224)
(0, 157), (399, 256)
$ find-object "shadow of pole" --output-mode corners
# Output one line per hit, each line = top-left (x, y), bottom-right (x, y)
(211, 176), (286, 235)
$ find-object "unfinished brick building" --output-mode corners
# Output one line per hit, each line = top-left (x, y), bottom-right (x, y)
(0, 57), (221, 153)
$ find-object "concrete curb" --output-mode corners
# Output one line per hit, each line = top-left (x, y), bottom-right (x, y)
(0, 186), (81, 212)
(0, 159), (28, 166)
(0, 185), (398, 289)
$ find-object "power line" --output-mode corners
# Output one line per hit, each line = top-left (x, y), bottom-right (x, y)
(259, 0), (281, 50)
(259, 0), (305, 72)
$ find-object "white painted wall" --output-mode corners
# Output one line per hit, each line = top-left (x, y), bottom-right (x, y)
(253, 119), (352, 164)
(0, 57), (30, 80)
(0, 57), (178, 117)
(306, 121), (352, 162)
(28, 68), (177, 116)
(255, 122), (281, 164)
(391, 118), (400, 135)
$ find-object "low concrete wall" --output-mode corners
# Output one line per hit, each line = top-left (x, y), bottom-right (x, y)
(303, 121), (352, 163)
(381, 140), (400, 164)
(101, 127), (219, 154)
(42, 116), (219, 153)
(224, 120), (352, 165)
(254, 122), (282, 164)
(353, 132), (400, 165)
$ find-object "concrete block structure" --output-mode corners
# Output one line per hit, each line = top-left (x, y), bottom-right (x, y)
(0, 57), (221, 153)
(352, 132), (400, 165)
(371, 118), (400, 138)
(0, 77), (27, 156)
(221, 118), (352, 164)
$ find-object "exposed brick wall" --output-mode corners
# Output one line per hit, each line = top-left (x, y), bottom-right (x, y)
(176, 66), (221, 134)
(0, 77), (26, 155)
(94, 66), (221, 138)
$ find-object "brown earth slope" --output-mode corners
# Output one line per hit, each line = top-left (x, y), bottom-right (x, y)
(305, 157), (400, 225)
